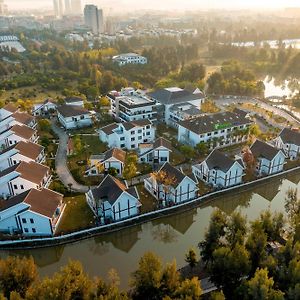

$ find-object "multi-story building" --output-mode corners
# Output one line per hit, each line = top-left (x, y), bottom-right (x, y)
(99, 119), (155, 150)
(112, 53), (147, 66)
(84, 4), (104, 34)
(108, 88), (156, 122)
(148, 87), (205, 126)
(178, 111), (253, 148)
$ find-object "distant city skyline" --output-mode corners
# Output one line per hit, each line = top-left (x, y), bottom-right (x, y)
(5, 0), (300, 11)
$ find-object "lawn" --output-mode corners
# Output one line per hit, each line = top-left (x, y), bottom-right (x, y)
(56, 194), (96, 234)
(80, 135), (108, 154)
(136, 184), (158, 213)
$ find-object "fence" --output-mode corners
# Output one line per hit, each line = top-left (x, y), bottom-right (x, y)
(1, 165), (300, 249)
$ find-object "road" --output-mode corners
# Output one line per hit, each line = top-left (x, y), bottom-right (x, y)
(51, 119), (89, 193)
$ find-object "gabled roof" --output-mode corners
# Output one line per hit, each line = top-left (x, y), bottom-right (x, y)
(4, 124), (36, 140)
(12, 112), (35, 126)
(279, 128), (300, 146)
(91, 175), (139, 206)
(103, 148), (126, 162)
(0, 188), (62, 218)
(0, 161), (49, 184)
(250, 140), (283, 161)
(153, 137), (172, 150)
(178, 111), (252, 135)
(158, 162), (187, 187)
(148, 87), (204, 105)
(2, 103), (18, 113)
(233, 108), (248, 118)
(0, 141), (44, 160)
(57, 105), (90, 118)
(204, 149), (243, 172)
(100, 123), (119, 135)
(65, 96), (84, 104)
(122, 119), (152, 131)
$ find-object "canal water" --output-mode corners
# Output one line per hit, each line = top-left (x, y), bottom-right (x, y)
(2, 171), (300, 288)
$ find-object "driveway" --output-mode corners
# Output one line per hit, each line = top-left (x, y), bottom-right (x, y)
(51, 120), (89, 193)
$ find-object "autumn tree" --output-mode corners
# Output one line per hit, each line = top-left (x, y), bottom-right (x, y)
(185, 248), (198, 269)
(123, 152), (138, 185)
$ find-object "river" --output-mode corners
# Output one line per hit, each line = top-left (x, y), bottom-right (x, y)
(1, 171), (300, 289)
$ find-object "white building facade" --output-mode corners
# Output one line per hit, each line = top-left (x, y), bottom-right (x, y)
(112, 53), (147, 66)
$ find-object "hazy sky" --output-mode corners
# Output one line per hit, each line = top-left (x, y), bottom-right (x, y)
(6, 0), (300, 11)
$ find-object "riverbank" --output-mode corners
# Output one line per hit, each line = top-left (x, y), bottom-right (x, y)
(1, 165), (300, 250)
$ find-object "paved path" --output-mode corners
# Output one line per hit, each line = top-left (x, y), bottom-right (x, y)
(51, 120), (89, 193)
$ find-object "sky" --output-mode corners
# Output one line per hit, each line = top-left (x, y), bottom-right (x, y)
(5, 0), (300, 11)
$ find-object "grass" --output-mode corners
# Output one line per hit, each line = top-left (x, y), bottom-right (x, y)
(136, 184), (158, 213)
(56, 194), (96, 234)
(80, 135), (108, 155)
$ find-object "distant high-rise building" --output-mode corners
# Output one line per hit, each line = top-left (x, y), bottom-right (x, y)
(84, 5), (104, 34)
(64, 0), (71, 15)
(53, 0), (64, 18)
(70, 0), (82, 15)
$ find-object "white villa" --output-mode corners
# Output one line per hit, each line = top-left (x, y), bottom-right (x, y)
(32, 99), (57, 116)
(138, 137), (172, 164)
(86, 175), (141, 224)
(144, 162), (198, 206)
(65, 97), (84, 107)
(192, 149), (245, 188)
(108, 88), (157, 123)
(0, 141), (45, 171)
(177, 111), (253, 148)
(112, 53), (147, 66)
(0, 125), (39, 149)
(0, 188), (65, 236)
(0, 161), (51, 199)
(250, 140), (286, 176)
(57, 105), (92, 130)
(99, 119), (155, 150)
(0, 104), (18, 121)
(275, 128), (300, 160)
(85, 148), (126, 176)
(148, 87), (205, 126)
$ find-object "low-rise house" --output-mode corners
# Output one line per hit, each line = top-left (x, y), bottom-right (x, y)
(99, 119), (155, 150)
(148, 87), (205, 125)
(108, 87), (157, 122)
(0, 161), (52, 199)
(144, 162), (198, 206)
(138, 137), (172, 164)
(0, 141), (45, 171)
(112, 53), (147, 66)
(178, 111), (253, 148)
(275, 128), (300, 160)
(250, 140), (286, 176)
(0, 188), (65, 236)
(10, 111), (37, 129)
(0, 125), (38, 149)
(57, 105), (92, 130)
(86, 175), (141, 224)
(65, 96), (84, 107)
(32, 99), (57, 116)
(0, 104), (18, 121)
(192, 149), (245, 188)
(85, 148), (126, 176)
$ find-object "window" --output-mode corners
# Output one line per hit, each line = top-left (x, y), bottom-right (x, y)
(13, 185), (17, 189)
(32, 228), (36, 233)
(20, 185), (24, 190)
(24, 228), (29, 233)
(131, 137), (135, 141)
(146, 132), (150, 136)
(131, 145), (135, 149)
(120, 144), (125, 148)
(22, 218), (27, 224)
(80, 115), (84, 120)
(138, 129), (142, 133)
(131, 131), (135, 135)
(30, 218), (34, 224)
(13, 160), (17, 165)
(9, 140), (13, 145)
(138, 136), (142, 140)
(146, 125), (150, 129)
(120, 137), (125, 141)
(214, 131), (218, 135)
(161, 157), (167, 162)
(207, 133), (212, 137)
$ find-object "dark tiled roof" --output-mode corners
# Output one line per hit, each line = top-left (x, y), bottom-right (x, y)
(153, 137), (172, 150)
(148, 88), (204, 105)
(11, 124), (36, 139)
(279, 128), (300, 146)
(122, 119), (152, 131)
(0, 190), (31, 211)
(57, 105), (89, 118)
(100, 123), (118, 135)
(179, 111), (252, 135)
(0, 141), (43, 160)
(233, 108), (248, 118)
(3, 103), (18, 113)
(12, 112), (35, 126)
(65, 96), (84, 103)
(91, 175), (138, 206)
(159, 162), (186, 187)
(205, 149), (241, 172)
(103, 148), (126, 162)
(251, 140), (282, 161)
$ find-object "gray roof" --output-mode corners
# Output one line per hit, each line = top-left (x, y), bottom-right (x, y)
(65, 96), (84, 103)
(279, 128), (300, 146)
(57, 105), (90, 117)
(91, 175), (139, 206)
(153, 137), (172, 150)
(122, 119), (152, 131)
(205, 149), (242, 172)
(250, 140), (282, 161)
(148, 87), (204, 105)
(179, 111), (252, 135)
(100, 123), (118, 135)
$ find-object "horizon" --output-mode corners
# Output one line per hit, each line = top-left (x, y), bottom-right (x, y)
(5, 0), (300, 11)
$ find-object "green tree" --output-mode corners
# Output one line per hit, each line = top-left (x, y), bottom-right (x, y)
(0, 256), (38, 298)
(185, 248), (198, 269)
(73, 135), (84, 155)
(123, 153), (138, 185)
(38, 119), (51, 132)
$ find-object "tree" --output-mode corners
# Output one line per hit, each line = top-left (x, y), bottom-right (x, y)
(185, 248), (198, 269)
(196, 142), (208, 155)
(242, 146), (256, 178)
(17, 99), (33, 112)
(73, 135), (84, 155)
(226, 211), (247, 248)
(249, 124), (261, 138)
(0, 256), (38, 298)
(179, 145), (195, 160)
(123, 153), (138, 185)
(201, 99), (220, 113)
(246, 268), (284, 300)
(38, 119), (51, 132)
